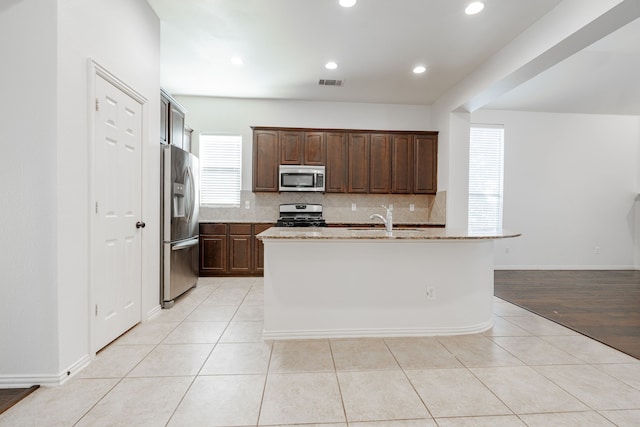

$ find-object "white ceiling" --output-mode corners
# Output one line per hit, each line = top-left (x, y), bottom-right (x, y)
(484, 15), (640, 115)
(148, 0), (640, 115)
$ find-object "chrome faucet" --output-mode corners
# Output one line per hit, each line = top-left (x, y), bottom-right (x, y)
(370, 205), (393, 233)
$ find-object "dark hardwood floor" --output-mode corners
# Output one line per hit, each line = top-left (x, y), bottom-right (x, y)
(494, 270), (640, 360)
(0, 386), (38, 415)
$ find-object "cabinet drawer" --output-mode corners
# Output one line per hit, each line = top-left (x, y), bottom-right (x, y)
(229, 223), (252, 235)
(200, 223), (227, 235)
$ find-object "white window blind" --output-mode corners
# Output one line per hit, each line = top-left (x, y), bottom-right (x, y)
(468, 125), (504, 230)
(199, 134), (242, 207)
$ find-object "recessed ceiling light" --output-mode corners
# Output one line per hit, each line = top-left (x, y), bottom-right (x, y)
(339, 0), (357, 8)
(413, 65), (427, 74)
(325, 61), (338, 70)
(231, 56), (244, 66)
(465, 1), (485, 15)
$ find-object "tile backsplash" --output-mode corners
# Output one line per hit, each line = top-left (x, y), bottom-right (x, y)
(199, 191), (446, 224)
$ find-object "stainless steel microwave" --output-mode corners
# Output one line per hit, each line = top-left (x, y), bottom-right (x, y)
(279, 165), (325, 192)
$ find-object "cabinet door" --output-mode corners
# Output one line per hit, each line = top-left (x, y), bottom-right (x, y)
(414, 134), (438, 194)
(303, 132), (325, 165)
(369, 134), (391, 193)
(253, 130), (279, 192)
(326, 132), (348, 193)
(391, 134), (413, 193)
(348, 133), (369, 193)
(279, 131), (303, 164)
(229, 224), (252, 274)
(229, 235), (252, 273)
(200, 235), (228, 274)
(253, 224), (272, 273)
(169, 104), (185, 150)
(160, 95), (169, 144)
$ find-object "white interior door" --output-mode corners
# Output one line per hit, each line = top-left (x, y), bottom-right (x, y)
(93, 74), (143, 350)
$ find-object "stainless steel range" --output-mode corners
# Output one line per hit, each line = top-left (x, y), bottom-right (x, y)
(276, 203), (327, 227)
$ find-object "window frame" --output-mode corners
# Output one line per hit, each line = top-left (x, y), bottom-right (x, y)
(199, 133), (242, 208)
(468, 124), (505, 231)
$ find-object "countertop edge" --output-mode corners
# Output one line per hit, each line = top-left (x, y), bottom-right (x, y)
(199, 221), (446, 227)
(257, 227), (521, 241)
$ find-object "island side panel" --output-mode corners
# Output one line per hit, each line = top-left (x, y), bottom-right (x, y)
(262, 239), (495, 339)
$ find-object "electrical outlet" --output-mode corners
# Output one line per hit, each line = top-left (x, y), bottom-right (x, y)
(351, 203), (357, 211)
(505, 247), (510, 254)
(409, 203), (415, 212)
(426, 287), (435, 300)
(245, 200), (250, 210)
(388, 204), (393, 210)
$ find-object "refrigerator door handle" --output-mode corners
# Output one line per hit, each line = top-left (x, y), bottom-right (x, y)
(171, 238), (199, 251)
(184, 166), (194, 224)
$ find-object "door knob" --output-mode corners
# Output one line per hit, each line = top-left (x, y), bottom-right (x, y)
(136, 221), (146, 229)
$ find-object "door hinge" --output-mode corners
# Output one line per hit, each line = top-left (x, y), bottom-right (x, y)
(95, 98), (100, 112)
(95, 201), (98, 214)
(95, 304), (98, 316)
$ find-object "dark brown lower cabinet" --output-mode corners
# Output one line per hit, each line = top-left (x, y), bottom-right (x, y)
(253, 224), (272, 274)
(200, 223), (274, 277)
(229, 224), (252, 274)
(199, 224), (227, 275)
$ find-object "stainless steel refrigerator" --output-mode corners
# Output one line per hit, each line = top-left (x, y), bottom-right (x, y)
(161, 145), (199, 308)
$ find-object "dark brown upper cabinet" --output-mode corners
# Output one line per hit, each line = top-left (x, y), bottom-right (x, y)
(414, 134), (438, 194)
(279, 130), (326, 165)
(252, 129), (279, 192)
(369, 134), (392, 193)
(161, 89), (187, 150)
(391, 134), (413, 194)
(251, 127), (437, 194)
(325, 132), (348, 193)
(160, 94), (169, 144)
(279, 130), (303, 164)
(348, 133), (369, 193)
(303, 132), (325, 165)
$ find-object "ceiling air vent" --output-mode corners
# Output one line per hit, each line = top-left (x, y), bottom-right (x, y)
(318, 79), (344, 87)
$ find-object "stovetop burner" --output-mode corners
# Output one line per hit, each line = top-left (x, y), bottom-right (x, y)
(276, 203), (327, 227)
(276, 218), (327, 227)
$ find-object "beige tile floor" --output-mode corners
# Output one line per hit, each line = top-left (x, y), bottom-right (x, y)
(2, 277), (640, 426)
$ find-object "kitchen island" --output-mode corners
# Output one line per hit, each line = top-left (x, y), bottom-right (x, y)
(257, 227), (520, 339)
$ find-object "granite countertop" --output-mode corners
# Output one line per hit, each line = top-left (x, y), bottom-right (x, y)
(330, 221), (446, 227)
(199, 220), (276, 224)
(257, 227), (521, 240)
(198, 220), (446, 226)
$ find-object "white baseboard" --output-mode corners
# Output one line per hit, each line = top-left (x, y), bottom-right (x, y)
(146, 304), (162, 321)
(0, 354), (91, 388)
(262, 318), (494, 340)
(494, 265), (636, 270)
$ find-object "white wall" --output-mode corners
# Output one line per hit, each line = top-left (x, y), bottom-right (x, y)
(0, 0), (160, 385)
(174, 96), (433, 192)
(57, 0), (160, 377)
(0, 0), (59, 381)
(473, 109), (640, 269)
